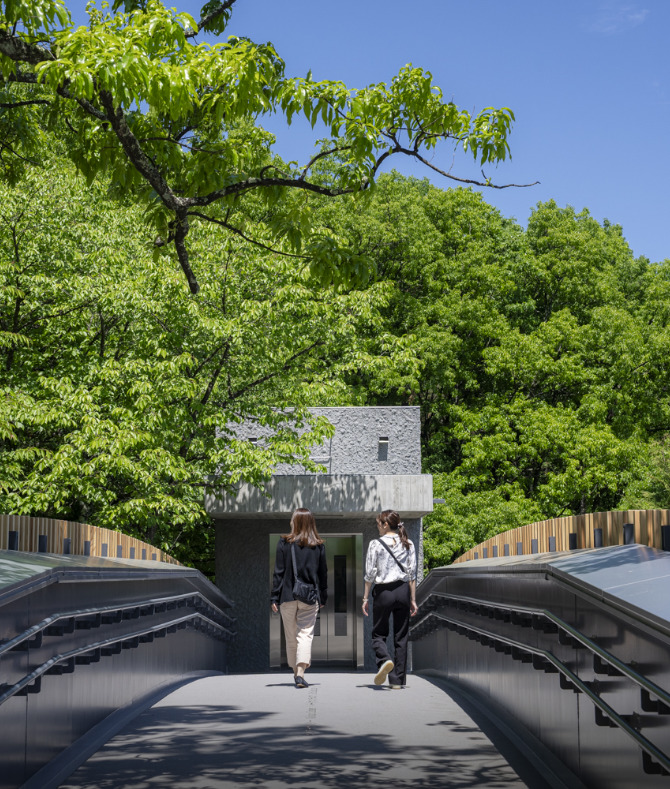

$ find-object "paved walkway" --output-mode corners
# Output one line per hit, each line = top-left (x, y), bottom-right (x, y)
(60, 672), (539, 788)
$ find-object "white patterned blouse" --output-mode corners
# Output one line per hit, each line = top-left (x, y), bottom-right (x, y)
(364, 534), (416, 584)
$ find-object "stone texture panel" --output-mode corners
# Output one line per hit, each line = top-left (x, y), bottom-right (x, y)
(223, 406), (421, 475)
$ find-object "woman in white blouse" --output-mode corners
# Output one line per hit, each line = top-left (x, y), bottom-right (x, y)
(362, 509), (418, 688)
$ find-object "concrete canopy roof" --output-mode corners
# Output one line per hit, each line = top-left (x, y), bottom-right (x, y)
(205, 474), (433, 519)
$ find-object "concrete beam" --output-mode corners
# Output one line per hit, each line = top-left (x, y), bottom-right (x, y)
(205, 474), (433, 519)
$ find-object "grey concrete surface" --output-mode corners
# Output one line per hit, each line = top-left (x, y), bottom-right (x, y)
(206, 473), (433, 518)
(60, 672), (536, 788)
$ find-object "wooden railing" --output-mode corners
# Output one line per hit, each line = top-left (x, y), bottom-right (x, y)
(454, 508), (670, 563)
(0, 514), (179, 564)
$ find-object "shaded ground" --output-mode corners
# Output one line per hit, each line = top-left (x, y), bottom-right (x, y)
(61, 672), (534, 788)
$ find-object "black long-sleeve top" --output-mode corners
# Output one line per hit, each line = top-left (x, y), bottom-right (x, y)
(271, 538), (328, 606)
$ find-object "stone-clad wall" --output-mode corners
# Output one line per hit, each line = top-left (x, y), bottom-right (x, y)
(226, 406), (421, 476)
(216, 515), (423, 674)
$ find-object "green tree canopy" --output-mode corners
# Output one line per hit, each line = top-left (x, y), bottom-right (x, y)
(315, 178), (670, 567)
(0, 0), (524, 294)
(0, 156), (418, 566)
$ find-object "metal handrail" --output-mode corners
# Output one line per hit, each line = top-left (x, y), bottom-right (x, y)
(0, 611), (233, 706)
(0, 591), (236, 657)
(415, 610), (670, 775)
(414, 591), (670, 711)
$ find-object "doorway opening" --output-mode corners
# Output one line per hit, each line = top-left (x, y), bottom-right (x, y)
(269, 533), (364, 668)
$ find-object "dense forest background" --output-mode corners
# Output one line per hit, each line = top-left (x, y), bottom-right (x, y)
(4, 157), (670, 572)
(2, 0), (670, 575)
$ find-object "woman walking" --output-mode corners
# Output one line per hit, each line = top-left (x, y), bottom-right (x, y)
(271, 508), (328, 688)
(362, 509), (418, 688)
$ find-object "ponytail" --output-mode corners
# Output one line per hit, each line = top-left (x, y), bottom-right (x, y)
(397, 521), (410, 551)
(378, 509), (410, 550)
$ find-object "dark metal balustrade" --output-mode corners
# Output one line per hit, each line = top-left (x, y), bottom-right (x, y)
(411, 545), (670, 788)
(0, 550), (236, 789)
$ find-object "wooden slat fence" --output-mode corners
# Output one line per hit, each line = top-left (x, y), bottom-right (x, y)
(0, 514), (180, 564)
(454, 509), (670, 563)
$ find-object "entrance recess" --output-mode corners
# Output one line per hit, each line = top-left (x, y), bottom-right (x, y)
(269, 533), (364, 668)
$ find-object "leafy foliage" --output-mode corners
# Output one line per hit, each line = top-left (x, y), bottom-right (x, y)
(317, 178), (670, 567)
(0, 159), (414, 568)
(0, 0), (520, 295)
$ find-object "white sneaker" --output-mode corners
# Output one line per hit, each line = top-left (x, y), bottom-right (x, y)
(389, 684), (403, 689)
(374, 659), (394, 685)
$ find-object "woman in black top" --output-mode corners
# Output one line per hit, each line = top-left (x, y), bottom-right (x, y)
(271, 508), (328, 688)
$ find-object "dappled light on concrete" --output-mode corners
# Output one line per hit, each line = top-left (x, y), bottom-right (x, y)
(61, 673), (528, 788)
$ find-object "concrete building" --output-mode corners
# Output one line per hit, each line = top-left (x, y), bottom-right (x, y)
(205, 406), (433, 673)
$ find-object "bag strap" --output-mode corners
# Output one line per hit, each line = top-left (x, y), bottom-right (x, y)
(377, 537), (408, 574)
(290, 542), (299, 581)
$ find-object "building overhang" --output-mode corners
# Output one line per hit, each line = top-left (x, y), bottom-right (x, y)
(205, 474), (433, 519)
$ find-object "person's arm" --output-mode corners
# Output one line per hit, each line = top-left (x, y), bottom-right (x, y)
(362, 579), (372, 617)
(271, 540), (286, 613)
(362, 541), (378, 616)
(408, 542), (418, 616)
(409, 579), (418, 617)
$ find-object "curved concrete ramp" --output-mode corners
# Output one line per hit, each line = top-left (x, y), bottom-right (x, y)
(59, 673), (551, 788)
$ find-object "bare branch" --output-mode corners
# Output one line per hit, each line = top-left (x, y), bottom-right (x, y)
(0, 139), (40, 166)
(185, 0), (238, 38)
(98, 90), (185, 210)
(226, 340), (325, 402)
(0, 30), (53, 64)
(392, 144), (539, 189)
(173, 213), (200, 295)
(300, 145), (353, 180)
(0, 99), (50, 108)
(188, 211), (309, 260)
(188, 174), (353, 207)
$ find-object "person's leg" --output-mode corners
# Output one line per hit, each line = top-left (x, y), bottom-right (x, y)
(295, 601), (319, 678)
(279, 601), (299, 673)
(371, 586), (393, 671)
(388, 583), (411, 686)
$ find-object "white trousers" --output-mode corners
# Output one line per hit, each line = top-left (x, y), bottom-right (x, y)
(280, 600), (319, 670)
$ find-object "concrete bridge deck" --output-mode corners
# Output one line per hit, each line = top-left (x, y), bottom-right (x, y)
(57, 672), (565, 789)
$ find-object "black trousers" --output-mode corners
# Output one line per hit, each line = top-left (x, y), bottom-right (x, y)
(371, 580), (410, 685)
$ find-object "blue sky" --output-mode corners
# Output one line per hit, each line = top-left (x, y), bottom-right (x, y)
(71, 1), (670, 262)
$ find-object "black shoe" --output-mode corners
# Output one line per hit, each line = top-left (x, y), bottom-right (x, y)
(295, 675), (309, 688)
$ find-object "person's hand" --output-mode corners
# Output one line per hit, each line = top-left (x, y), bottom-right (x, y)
(362, 598), (369, 617)
(410, 600), (419, 617)
(271, 602), (278, 613)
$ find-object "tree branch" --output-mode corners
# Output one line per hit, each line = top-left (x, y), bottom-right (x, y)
(0, 99), (50, 108)
(189, 174), (354, 207)
(391, 144), (539, 189)
(0, 30), (53, 64)
(186, 0), (239, 38)
(188, 210), (309, 259)
(173, 212), (200, 295)
(225, 339), (324, 402)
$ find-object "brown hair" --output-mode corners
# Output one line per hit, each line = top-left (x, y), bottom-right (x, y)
(283, 507), (324, 547)
(377, 509), (410, 550)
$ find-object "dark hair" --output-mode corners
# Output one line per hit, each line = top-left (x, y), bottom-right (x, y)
(284, 507), (324, 547)
(377, 509), (410, 550)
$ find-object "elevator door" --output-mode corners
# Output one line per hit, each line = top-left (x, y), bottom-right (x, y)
(269, 534), (362, 667)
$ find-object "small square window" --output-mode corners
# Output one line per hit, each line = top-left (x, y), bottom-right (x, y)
(378, 437), (389, 462)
